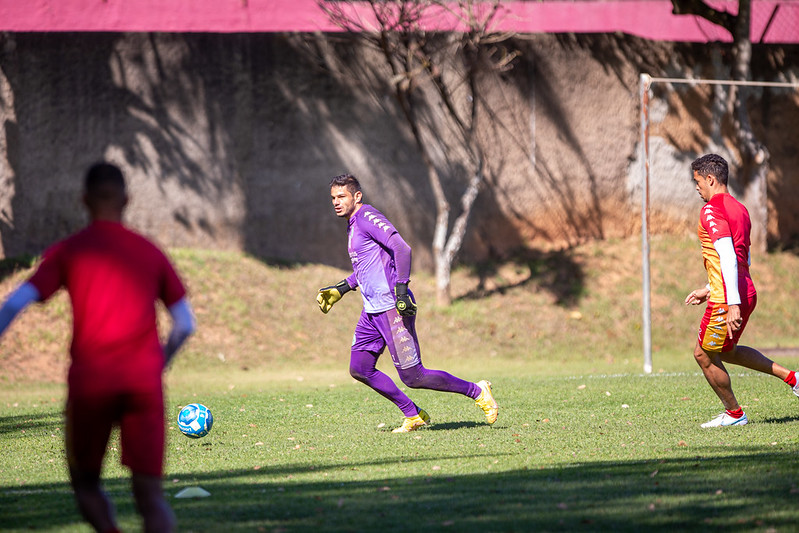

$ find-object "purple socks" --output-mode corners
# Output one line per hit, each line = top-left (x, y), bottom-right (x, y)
(349, 350), (480, 418)
(397, 364), (479, 399)
(350, 350), (418, 417)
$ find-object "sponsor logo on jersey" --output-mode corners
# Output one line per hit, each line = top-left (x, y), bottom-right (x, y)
(393, 316), (404, 324)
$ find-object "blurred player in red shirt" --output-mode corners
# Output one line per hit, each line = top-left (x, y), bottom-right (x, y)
(0, 162), (195, 532)
(684, 154), (798, 428)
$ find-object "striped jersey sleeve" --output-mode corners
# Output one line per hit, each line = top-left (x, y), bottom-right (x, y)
(697, 193), (755, 304)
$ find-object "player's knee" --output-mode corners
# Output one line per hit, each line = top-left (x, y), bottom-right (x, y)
(398, 368), (425, 389)
(69, 467), (101, 492)
(694, 346), (717, 368)
(349, 366), (369, 383)
(693, 349), (707, 365)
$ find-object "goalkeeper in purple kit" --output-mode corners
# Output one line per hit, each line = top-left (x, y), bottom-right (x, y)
(317, 174), (498, 432)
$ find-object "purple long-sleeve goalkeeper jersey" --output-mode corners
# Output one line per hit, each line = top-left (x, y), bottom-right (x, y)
(345, 204), (412, 314)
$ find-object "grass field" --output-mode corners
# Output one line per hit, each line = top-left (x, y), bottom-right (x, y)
(2, 234), (799, 532)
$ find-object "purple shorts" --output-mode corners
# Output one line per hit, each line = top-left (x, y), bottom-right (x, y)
(352, 307), (421, 369)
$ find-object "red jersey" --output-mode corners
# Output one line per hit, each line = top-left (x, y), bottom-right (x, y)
(28, 221), (186, 392)
(697, 193), (756, 304)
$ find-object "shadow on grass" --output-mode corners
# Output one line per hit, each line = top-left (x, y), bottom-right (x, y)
(458, 247), (584, 307)
(4, 451), (798, 532)
(0, 411), (63, 437)
(422, 421), (482, 431)
(0, 255), (36, 283)
(760, 414), (799, 424)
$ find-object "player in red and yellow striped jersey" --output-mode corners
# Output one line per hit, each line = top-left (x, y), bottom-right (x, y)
(684, 154), (799, 428)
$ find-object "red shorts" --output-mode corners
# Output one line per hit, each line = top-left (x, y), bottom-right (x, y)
(65, 385), (165, 477)
(698, 294), (757, 353)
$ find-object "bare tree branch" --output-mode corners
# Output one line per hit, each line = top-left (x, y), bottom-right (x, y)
(670, 0), (736, 34)
(316, 0), (520, 304)
(669, 0), (768, 251)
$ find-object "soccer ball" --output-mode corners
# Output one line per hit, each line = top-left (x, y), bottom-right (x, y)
(177, 403), (213, 438)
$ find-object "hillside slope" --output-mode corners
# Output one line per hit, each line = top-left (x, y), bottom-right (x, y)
(1, 234), (798, 383)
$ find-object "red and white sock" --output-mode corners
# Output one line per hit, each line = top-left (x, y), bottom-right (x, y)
(784, 371), (797, 388)
(725, 408), (744, 419)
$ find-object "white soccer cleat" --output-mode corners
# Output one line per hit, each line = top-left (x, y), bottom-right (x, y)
(792, 382), (799, 399)
(700, 411), (748, 428)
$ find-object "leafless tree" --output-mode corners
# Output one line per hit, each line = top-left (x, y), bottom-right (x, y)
(671, 0), (768, 251)
(314, 0), (520, 305)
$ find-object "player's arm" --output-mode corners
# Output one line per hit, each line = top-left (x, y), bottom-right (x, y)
(714, 237), (740, 306)
(163, 297), (196, 367)
(713, 236), (743, 337)
(0, 282), (41, 337)
(386, 233), (417, 316)
(685, 285), (710, 306)
(317, 278), (354, 314)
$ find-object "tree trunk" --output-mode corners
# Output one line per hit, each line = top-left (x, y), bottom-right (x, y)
(434, 163), (482, 306)
(429, 161), (452, 306)
(731, 0), (769, 252)
(434, 252), (452, 307)
(314, 2), (512, 306)
(672, 0), (769, 251)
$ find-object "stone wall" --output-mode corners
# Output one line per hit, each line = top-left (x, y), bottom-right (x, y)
(1, 32), (797, 269)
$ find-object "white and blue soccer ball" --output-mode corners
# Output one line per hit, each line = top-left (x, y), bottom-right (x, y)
(177, 403), (213, 439)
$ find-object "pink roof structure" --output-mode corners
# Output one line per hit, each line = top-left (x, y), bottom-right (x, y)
(0, 0), (797, 43)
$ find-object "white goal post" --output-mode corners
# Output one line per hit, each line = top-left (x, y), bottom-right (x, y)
(638, 73), (799, 374)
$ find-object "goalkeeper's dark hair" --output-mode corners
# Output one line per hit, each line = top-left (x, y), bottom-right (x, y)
(84, 162), (127, 211)
(329, 173), (362, 196)
(691, 154), (729, 185)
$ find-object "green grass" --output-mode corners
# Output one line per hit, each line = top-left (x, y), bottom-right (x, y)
(2, 368), (799, 532)
(1, 234), (799, 531)
(2, 234), (799, 380)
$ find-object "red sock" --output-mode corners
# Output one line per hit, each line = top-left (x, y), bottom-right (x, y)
(784, 371), (797, 388)
(725, 408), (744, 419)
